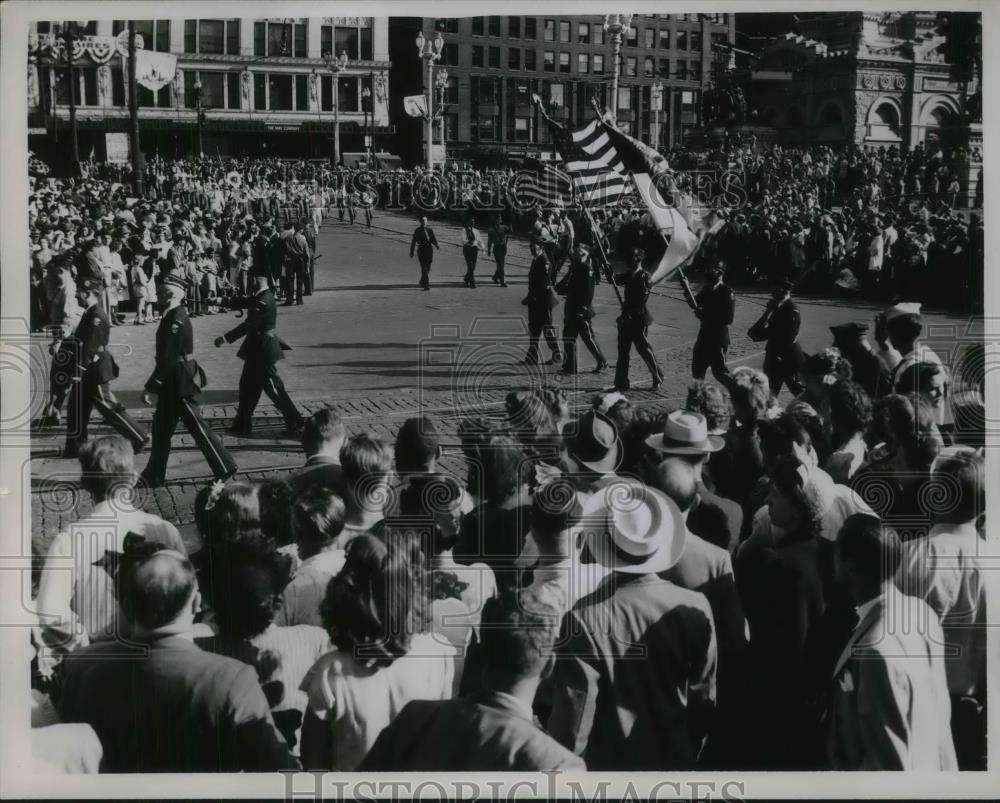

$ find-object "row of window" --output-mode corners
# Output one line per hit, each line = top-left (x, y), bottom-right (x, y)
(436, 16), (724, 49)
(37, 20), (374, 60)
(45, 66), (370, 113)
(465, 46), (703, 81)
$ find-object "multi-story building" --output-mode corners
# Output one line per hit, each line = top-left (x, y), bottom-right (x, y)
(27, 17), (392, 162)
(388, 14), (735, 165)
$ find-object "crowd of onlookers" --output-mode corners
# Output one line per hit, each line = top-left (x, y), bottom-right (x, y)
(31, 321), (986, 771)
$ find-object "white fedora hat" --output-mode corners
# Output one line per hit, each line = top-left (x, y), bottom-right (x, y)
(645, 410), (725, 456)
(579, 480), (686, 574)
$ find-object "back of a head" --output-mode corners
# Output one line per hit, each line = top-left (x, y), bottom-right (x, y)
(685, 380), (732, 433)
(341, 433), (393, 488)
(837, 513), (900, 585)
(648, 455), (699, 514)
(728, 368), (771, 422)
(258, 479), (294, 545)
(480, 434), (527, 502)
(757, 414), (811, 465)
(893, 361), (945, 397)
(480, 587), (563, 689)
(207, 481), (261, 546)
(829, 380), (872, 436)
(394, 417), (440, 474)
(79, 435), (135, 500)
(932, 450), (984, 525)
(120, 550), (197, 632)
(301, 407), (346, 457)
(292, 486), (347, 550)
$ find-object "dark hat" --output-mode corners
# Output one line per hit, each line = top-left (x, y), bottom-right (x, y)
(78, 275), (105, 292)
(563, 411), (621, 474)
(830, 322), (869, 341)
(531, 477), (583, 533)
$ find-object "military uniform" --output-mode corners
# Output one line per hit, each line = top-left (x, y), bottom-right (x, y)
(751, 295), (805, 396)
(303, 226), (317, 296)
(64, 300), (148, 457)
(140, 304), (237, 487)
(523, 250), (561, 365)
(612, 266), (663, 390)
(224, 288), (303, 436)
(488, 221), (511, 286)
(281, 228), (310, 305)
(692, 280), (735, 380)
(410, 224), (440, 290)
(556, 253), (607, 374)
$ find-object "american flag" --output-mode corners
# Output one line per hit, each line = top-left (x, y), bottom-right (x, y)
(512, 158), (574, 208)
(538, 111), (631, 208)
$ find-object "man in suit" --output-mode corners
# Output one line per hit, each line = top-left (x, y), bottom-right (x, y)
(555, 241), (608, 375)
(522, 236), (561, 366)
(487, 214), (511, 286)
(409, 215), (440, 291)
(692, 263), (735, 380)
(827, 514), (957, 771)
(360, 588), (584, 771)
(140, 276), (237, 488)
(547, 483), (717, 769)
(612, 246), (663, 391)
(62, 276), (148, 459)
(302, 219), (317, 296)
(288, 407), (347, 497)
(751, 279), (805, 396)
(281, 221), (311, 306)
(215, 271), (303, 438)
(57, 548), (296, 772)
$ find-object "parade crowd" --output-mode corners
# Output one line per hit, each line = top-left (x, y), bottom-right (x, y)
(28, 141), (986, 774)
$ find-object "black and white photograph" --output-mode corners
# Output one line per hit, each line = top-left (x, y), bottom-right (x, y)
(0, 0), (994, 798)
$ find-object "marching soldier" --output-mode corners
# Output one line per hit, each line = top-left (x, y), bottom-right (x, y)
(749, 278), (805, 396)
(215, 269), (304, 439)
(522, 236), (562, 366)
(63, 275), (148, 459)
(140, 276), (237, 488)
(691, 262), (735, 380)
(556, 241), (608, 375)
(612, 246), (663, 391)
(409, 215), (440, 291)
(281, 221), (311, 306)
(487, 214), (511, 287)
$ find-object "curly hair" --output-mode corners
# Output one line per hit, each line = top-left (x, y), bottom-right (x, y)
(870, 393), (940, 470)
(728, 368), (772, 424)
(258, 478), (294, 546)
(802, 347), (853, 383)
(770, 455), (824, 539)
(199, 533), (294, 641)
(506, 390), (562, 454)
(829, 380), (873, 438)
(685, 381), (732, 433)
(321, 532), (430, 668)
(206, 482), (261, 546)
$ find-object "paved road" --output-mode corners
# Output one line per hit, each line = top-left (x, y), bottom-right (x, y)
(28, 207), (975, 553)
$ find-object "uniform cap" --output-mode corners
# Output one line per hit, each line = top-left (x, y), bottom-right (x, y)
(830, 322), (869, 341)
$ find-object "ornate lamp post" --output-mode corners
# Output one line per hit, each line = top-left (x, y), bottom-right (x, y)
(415, 30), (444, 170)
(362, 83), (372, 164)
(57, 21), (87, 175)
(651, 81), (664, 152)
(192, 77), (204, 158)
(435, 68), (449, 164)
(373, 70), (387, 162)
(603, 13), (633, 124)
(323, 49), (349, 167)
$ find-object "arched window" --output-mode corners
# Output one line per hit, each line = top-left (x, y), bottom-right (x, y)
(928, 106), (955, 127)
(873, 102), (899, 128)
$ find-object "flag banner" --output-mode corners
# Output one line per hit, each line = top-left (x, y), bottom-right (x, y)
(135, 50), (177, 92)
(513, 158), (574, 208)
(403, 95), (428, 119)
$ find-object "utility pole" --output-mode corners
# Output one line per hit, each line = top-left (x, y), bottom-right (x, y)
(128, 21), (144, 196)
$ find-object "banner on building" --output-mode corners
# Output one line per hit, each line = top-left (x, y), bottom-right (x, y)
(105, 133), (130, 164)
(403, 95), (428, 119)
(135, 50), (178, 92)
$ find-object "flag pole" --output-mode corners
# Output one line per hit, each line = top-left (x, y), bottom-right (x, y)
(534, 95), (623, 310)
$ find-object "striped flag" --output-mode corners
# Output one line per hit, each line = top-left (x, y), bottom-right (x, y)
(534, 98), (630, 208)
(512, 158), (574, 209)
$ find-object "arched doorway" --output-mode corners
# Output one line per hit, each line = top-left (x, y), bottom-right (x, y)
(919, 95), (961, 146)
(866, 98), (903, 143)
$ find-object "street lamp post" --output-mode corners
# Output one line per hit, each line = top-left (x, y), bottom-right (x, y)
(603, 13), (633, 125)
(435, 68), (449, 165)
(362, 82), (372, 165)
(193, 77), (204, 158)
(59, 21), (85, 176)
(323, 50), (349, 167)
(651, 81), (664, 152)
(415, 31), (444, 170)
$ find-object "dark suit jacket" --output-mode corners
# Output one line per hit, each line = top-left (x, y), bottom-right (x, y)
(556, 258), (596, 319)
(359, 692), (584, 771)
(224, 289), (290, 364)
(547, 573), (717, 769)
(760, 299), (803, 362)
(144, 305), (200, 398)
(613, 267), (654, 325)
(687, 482), (743, 553)
(70, 304), (116, 383)
(410, 225), (439, 258)
(695, 282), (735, 347)
(289, 456), (344, 497)
(57, 635), (296, 772)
